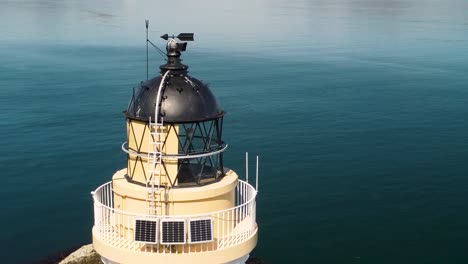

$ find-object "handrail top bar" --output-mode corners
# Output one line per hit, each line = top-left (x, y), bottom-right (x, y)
(121, 141), (228, 159)
(92, 180), (257, 218)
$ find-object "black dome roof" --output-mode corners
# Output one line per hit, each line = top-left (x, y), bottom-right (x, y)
(125, 38), (224, 123)
(125, 73), (223, 123)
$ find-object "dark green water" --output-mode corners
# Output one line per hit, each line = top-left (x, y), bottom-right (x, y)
(1, 0), (468, 263)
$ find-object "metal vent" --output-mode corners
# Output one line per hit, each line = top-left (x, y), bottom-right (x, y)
(160, 219), (186, 244)
(188, 218), (214, 243)
(134, 219), (158, 244)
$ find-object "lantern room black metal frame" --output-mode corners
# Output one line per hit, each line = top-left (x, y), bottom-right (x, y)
(124, 114), (226, 188)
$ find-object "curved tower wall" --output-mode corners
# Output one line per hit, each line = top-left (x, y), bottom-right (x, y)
(109, 169), (237, 248)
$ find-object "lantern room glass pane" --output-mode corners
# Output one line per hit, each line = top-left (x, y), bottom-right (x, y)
(177, 121), (222, 156)
(172, 119), (224, 187)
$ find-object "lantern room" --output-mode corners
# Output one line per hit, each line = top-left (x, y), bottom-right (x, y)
(122, 38), (226, 187)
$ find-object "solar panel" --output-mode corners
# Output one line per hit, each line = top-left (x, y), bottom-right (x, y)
(160, 219), (186, 244)
(134, 219), (158, 244)
(188, 218), (214, 244)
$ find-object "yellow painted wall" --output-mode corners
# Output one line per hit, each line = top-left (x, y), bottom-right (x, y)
(126, 119), (178, 186)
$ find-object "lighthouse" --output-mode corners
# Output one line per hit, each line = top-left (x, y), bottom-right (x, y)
(91, 33), (259, 264)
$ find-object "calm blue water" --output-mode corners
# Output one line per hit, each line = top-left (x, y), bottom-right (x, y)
(1, 0), (468, 263)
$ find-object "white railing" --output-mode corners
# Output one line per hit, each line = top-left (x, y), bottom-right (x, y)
(92, 180), (257, 254)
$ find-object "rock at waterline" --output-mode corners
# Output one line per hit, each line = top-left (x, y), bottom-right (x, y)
(58, 244), (100, 264)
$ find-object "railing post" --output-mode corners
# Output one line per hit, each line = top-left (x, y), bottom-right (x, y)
(245, 152), (249, 183)
(256, 155), (259, 192)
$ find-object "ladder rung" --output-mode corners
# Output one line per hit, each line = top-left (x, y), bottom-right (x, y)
(149, 123), (164, 127)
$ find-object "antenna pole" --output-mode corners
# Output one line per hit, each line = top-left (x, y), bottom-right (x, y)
(145, 19), (149, 80)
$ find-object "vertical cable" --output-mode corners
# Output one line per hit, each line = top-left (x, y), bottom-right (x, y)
(145, 19), (149, 80)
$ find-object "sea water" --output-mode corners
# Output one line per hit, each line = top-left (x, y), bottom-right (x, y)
(1, 0), (468, 263)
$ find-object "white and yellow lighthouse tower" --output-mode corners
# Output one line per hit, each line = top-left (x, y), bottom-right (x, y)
(91, 33), (259, 264)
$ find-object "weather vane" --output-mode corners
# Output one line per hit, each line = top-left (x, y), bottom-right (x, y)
(144, 19), (195, 79)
